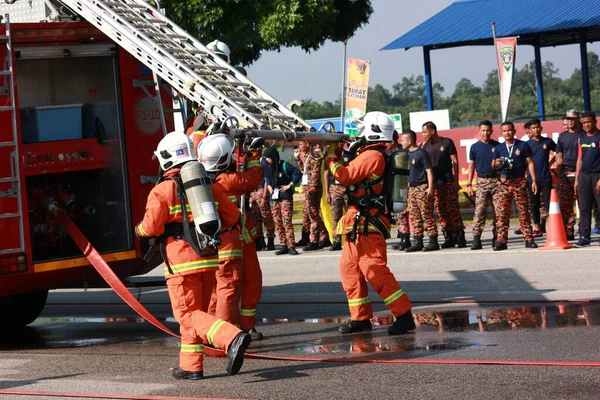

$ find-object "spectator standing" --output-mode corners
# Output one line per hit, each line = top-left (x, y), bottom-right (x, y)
(249, 152), (277, 251)
(574, 112), (600, 247)
(402, 131), (439, 252)
(421, 122), (466, 248)
(492, 121), (538, 250)
(296, 141), (330, 251)
(556, 109), (583, 240)
(527, 119), (556, 236)
(267, 147), (302, 255)
(324, 140), (347, 251)
(466, 120), (499, 250)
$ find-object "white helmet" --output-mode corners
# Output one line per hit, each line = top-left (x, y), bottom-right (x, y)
(357, 111), (395, 142)
(207, 40), (231, 63)
(154, 131), (196, 171)
(197, 133), (236, 172)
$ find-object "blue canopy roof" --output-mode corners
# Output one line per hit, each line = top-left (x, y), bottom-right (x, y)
(382, 0), (600, 51)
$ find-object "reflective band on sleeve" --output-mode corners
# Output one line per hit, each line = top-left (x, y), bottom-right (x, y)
(180, 343), (204, 353)
(549, 202), (560, 215)
(218, 249), (243, 260)
(137, 224), (150, 237)
(206, 319), (226, 346)
(348, 297), (371, 307)
(228, 195), (239, 203)
(168, 204), (191, 215)
(331, 163), (343, 175)
(164, 258), (219, 274)
(384, 289), (405, 306)
(241, 308), (256, 317)
(247, 160), (261, 168)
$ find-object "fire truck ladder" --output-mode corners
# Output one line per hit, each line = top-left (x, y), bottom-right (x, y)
(0, 14), (25, 254)
(58, 0), (310, 131)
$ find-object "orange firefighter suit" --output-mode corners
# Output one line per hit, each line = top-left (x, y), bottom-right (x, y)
(207, 151), (263, 327)
(135, 168), (242, 373)
(326, 143), (413, 322)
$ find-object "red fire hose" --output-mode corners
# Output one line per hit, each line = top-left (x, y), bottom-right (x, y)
(48, 210), (600, 368)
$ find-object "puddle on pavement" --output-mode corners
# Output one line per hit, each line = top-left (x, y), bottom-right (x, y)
(264, 302), (600, 333)
(2, 302), (599, 353)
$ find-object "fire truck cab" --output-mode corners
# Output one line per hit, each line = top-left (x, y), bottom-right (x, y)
(0, 1), (175, 327)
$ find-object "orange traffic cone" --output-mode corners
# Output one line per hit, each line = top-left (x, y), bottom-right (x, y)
(540, 189), (573, 250)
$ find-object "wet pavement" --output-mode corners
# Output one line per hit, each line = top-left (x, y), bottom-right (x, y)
(3, 240), (600, 399)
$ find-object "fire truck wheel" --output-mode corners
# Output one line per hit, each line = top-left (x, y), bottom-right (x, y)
(0, 290), (49, 327)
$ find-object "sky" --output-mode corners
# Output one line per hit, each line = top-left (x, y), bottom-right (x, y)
(247, 0), (600, 107)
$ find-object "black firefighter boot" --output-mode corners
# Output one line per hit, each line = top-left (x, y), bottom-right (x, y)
(392, 234), (411, 251)
(422, 235), (440, 252)
(297, 230), (309, 247)
(338, 319), (372, 334)
(471, 234), (482, 250)
(266, 237), (275, 251)
(456, 230), (467, 248)
(441, 230), (455, 248)
(388, 310), (416, 335)
(405, 236), (424, 252)
(302, 242), (320, 251)
(255, 236), (266, 251)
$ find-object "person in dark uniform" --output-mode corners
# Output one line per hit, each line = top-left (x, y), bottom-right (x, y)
(466, 120), (499, 250)
(527, 119), (556, 236)
(556, 109), (583, 240)
(574, 112), (600, 247)
(492, 121), (538, 250)
(402, 131), (439, 252)
(421, 121), (466, 248)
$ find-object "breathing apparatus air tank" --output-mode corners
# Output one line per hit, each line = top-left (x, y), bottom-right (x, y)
(179, 161), (221, 242)
(389, 149), (409, 213)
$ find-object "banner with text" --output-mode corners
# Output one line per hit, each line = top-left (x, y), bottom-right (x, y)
(495, 37), (517, 122)
(345, 58), (370, 135)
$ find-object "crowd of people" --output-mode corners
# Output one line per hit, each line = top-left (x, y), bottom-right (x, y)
(247, 109), (600, 254)
(130, 39), (600, 382)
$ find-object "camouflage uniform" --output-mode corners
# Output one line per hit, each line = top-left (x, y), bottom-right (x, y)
(271, 199), (295, 247)
(396, 209), (410, 235)
(249, 196), (264, 237)
(249, 187), (275, 239)
(558, 166), (577, 237)
(408, 184), (438, 238)
(434, 182), (465, 232)
(299, 152), (327, 243)
(494, 177), (533, 243)
(329, 182), (347, 243)
(472, 177), (498, 236)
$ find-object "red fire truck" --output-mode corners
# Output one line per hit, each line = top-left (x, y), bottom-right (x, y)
(0, 0), (315, 328)
(0, 14), (176, 326)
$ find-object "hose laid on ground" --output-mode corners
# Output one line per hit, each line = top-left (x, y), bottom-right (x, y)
(49, 209), (600, 368)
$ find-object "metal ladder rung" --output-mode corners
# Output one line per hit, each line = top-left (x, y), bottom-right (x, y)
(0, 212), (21, 219)
(149, 33), (187, 40)
(170, 48), (207, 56)
(0, 70), (11, 76)
(0, 106), (14, 111)
(0, 35), (8, 40)
(250, 113), (296, 121)
(208, 80), (251, 88)
(186, 63), (228, 72)
(0, 247), (25, 255)
(229, 97), (272, 104)
(123, 16), (167, 25)
(0, 141), (15, 147)
(0, 177), (17, 183)
(104, 2), (145, 7)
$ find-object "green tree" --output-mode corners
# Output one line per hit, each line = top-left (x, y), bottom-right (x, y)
(158, 0), (373, 65)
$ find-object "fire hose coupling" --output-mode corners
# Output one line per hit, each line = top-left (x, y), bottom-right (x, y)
(45, 199), (59, 217)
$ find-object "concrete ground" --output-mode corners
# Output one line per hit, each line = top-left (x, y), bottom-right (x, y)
(1, 226), (600, 399)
